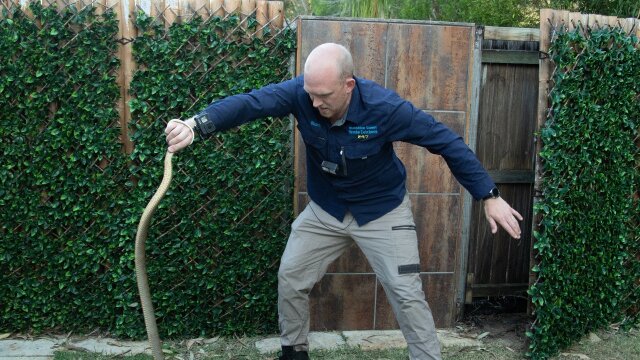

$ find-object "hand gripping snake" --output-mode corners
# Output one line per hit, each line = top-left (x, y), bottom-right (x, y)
(135, 151), (174, 360)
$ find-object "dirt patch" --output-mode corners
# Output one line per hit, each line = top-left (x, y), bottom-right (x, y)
(455, 297), (532, 352)
(457, 312), (531, 352)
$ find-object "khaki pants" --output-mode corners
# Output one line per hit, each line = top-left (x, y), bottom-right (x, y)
(278, 194), (442, 360)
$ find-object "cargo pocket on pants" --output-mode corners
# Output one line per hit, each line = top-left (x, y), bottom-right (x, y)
(391, 225), (420, 276)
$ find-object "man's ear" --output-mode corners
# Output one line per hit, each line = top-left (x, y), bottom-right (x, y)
(345, 77), (356, 93)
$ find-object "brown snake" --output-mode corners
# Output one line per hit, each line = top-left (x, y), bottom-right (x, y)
(135, 151), (173, 360)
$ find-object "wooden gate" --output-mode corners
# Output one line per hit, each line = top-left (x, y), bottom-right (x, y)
(464, 31), (539, 303)
(294, 16), (482, 329)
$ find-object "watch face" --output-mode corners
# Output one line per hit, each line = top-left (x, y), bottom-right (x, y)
(490, 187), (500, 198)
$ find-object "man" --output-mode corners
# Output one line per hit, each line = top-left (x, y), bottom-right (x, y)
(165, 43), (522, 360)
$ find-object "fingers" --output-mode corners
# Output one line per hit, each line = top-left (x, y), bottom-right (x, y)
(496, 211), (521, 239)
(488, 217), (498, 235)
(168, 138), (190, 153)
(506, 209), (524, 239)
(509, 218), (521, 238)
(492, 213), (520, 238)
(165, 119), (194, 153)
(167, 127), (189, 146)
(484, 198), (522, 239)
(167, 132), (192, 153)
(512, 208), (524, 221)
(164, 120), (178, 135)
(502, 216), (521, 239)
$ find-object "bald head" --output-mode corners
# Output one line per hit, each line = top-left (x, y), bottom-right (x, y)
(302, 43), (356, 122)
(304, 43), (354, 82)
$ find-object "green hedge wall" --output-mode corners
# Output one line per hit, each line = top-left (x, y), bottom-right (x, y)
(122, 12), (296, 338)
(0, 3), (127, 333)
(527, 26), (640, 359)
(0, 3), (296, 339)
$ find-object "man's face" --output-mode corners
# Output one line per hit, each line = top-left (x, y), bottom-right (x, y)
(303, 72), (354, 122)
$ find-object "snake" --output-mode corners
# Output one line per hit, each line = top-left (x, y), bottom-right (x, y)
(135, 151), (174, 360)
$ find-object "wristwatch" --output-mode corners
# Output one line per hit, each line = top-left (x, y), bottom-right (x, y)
(482, 187), (500, 201)
(192, 113), (217, 138)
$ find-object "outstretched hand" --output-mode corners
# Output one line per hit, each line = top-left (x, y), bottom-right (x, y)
(483, 197), (523, 239)
(165, 119), (195, 153)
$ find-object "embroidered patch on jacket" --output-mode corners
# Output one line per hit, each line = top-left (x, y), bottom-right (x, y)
(310, 120), (321, 128)
(348, 125), (378, 140)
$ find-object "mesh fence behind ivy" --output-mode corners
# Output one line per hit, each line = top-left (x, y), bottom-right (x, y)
(0, 0), (296, 338)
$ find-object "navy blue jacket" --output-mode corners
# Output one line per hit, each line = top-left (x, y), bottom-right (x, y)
(200, 76), (495, 225)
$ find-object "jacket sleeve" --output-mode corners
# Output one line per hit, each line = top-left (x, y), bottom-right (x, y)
(387, 99), (495, 200)
(199, 77), (299, 133)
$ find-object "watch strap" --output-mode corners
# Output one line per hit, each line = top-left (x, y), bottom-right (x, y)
(482, 187), (500, 201)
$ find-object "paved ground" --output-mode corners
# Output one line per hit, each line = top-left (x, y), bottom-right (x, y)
(0, 329), (483, 359)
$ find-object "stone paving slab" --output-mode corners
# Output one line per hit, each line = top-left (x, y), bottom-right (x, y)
(342, 329), (482, 351)
(342, 330), (407, 350)
(0, 338), (63, 358)
(1, 330), (482, 358)
(70, 339), (150, 356)
(0, 337), (150, 359)
(254, 329), (482, 354)
(255, 332), (345, 354)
